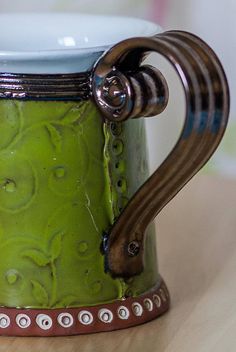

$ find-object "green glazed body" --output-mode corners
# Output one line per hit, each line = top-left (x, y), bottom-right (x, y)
(0, 99), (159, 308)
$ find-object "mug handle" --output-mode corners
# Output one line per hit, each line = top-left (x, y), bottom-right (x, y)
(92, 31), (230, 278)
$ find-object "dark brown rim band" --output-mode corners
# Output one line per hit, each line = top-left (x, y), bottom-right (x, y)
(0, 72), (90, 100)
(0, 279), (169, 336)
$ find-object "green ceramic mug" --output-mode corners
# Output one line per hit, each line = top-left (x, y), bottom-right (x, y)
(0, 13), (229, 336)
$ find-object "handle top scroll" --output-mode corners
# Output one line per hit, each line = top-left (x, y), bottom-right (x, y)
(92, 31), (230, 278)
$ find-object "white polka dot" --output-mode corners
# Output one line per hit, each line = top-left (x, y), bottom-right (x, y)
(143, 298), (153, 311)
(0, 314), (10, 328)
(57, 313), (74, 328)
(36, 314), (52, 330)
(78, 311), (93, 325)
(132, 302), (143, 316)
(117, 306), (130, 320)
(153, 294), (161, 308)
(98, 309), (113, 323)
(16, 314), (31, 328)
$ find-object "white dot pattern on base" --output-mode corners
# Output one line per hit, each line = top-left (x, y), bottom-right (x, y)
(36, 314), (53, 330)
(132, 302), (143, 316)
(144, 298), (153, 311)
(117, 306), (130, 320)
(78, 310), (94, 325)
(153, 294), (161, 308)
(0, 283), (169, 334)
(0, 314), (10, 328)
(57, 313), (74, 328)
(16, 314), (31, 328)
(98, 309), (113, 323)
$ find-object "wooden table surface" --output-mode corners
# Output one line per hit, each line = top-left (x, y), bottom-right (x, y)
(1, 174), (236, 352)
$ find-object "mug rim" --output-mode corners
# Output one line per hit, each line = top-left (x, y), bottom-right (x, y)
(0, 13), (161, 73)
(0, 13), (160, 55)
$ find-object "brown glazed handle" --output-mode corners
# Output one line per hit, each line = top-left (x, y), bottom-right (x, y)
(92, 31), (230, 278)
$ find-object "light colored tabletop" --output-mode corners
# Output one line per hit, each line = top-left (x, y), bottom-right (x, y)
(1, 174), (236, 352)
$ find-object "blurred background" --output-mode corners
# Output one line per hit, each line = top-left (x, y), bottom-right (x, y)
(0, 0), (234, 177)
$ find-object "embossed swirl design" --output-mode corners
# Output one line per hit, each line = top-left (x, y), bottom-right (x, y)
(0, 99), (158, 309)
(0, 100), (125, 308)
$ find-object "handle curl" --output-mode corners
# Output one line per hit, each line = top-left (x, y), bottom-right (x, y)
(92, 31), (230, 277)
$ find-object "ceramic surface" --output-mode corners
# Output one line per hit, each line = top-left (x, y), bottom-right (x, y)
(0, 13), (229, 336)
(0, 99), (158, 308)
(0, 13), (161, 73)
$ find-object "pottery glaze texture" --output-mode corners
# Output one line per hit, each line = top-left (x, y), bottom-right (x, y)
(0, 13), (229, 336)
(0, 99), (159, 308)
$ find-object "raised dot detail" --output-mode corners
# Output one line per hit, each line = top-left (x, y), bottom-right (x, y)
(111, 139), (123, 156)
(132, 303), (143, 317)
(144, 298), (153, 312)
(153, 294), (161, 308)
(4, 179), (16, 193)
(16, 314), (31, 329)
(57, 313), (73, 328)
(54, 167), (65, 178)
(78, 310), (93, 325)
(36, 314), (52, 330)
(114, 160), (125, 173)
(78, 241), (88, 254)
(5, 269), (19, 285)
(0, 314), (10, 328)
(98, 309), (113, 323)
(116, 178), (127, 193)
(117, 306), (130, 320)
(110, 122), (122, 136)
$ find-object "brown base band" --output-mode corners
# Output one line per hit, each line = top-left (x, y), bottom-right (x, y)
(0, 278), (170, 336)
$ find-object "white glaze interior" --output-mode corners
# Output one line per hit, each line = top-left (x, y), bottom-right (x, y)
(0, 13), (161, 73)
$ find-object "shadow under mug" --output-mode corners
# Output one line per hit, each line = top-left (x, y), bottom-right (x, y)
(0, 14), (229, 336)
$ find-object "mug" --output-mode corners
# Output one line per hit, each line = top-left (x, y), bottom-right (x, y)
(0, 13), (229, 336)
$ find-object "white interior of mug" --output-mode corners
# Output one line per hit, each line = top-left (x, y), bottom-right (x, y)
(0, 13), (161, 73)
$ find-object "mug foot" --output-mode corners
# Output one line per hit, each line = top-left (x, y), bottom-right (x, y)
(0, 277), (170, 336)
